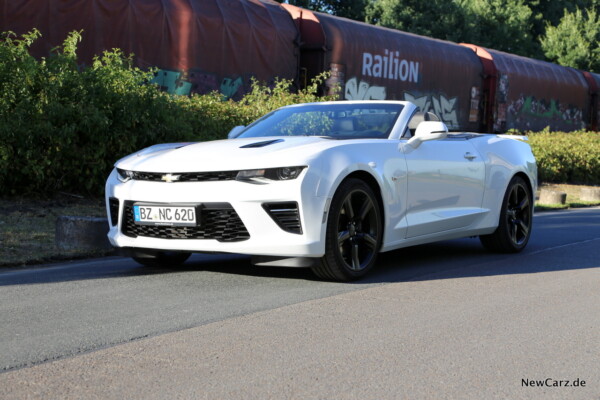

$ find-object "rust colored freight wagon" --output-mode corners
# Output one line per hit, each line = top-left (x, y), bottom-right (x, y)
(583, 72), (600, 131)
(283, 4), (485, 132)
(0, 0), (298, 99)
(462, 45), (591, 132)
(2, 0), (599, 132)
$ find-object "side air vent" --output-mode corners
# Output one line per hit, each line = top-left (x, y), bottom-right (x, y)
(109, 197), (119, 226)
(240, 139), (284, 148)
(262, 202), (302, 234)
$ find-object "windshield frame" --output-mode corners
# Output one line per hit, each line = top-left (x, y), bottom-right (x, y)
(236, 102), (406, 140)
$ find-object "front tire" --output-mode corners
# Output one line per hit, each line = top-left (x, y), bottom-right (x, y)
(132, 252), (191, 267)
(480, 176), (533, 252)
(311, 178), (383, 281)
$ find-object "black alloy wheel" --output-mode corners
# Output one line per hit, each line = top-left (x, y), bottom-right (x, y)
(312, 178), (383, 281)
(480, 176), (533, 252)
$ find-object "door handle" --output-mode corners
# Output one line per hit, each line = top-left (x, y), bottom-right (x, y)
(464, 152), (477, 161)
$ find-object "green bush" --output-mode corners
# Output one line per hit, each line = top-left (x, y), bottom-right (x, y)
(0, 30), (333, 196)
(2, 30), (598, 196)
(527, 130), (600, 185)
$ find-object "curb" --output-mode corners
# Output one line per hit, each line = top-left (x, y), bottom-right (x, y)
(55, 216), (112, 252)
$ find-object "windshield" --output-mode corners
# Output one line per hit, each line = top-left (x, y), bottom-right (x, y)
(237, 103), (404, 139)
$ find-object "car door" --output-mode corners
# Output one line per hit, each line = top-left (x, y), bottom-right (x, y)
(402, 136), (486, 238)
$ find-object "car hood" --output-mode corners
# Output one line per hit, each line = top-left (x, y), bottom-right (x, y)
(116, 137), (332, 172)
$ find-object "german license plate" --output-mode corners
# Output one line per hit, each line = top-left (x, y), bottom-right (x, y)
(133, 204), (197, 226)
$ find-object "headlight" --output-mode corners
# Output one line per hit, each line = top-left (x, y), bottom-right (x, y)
(236, 167), (305, 184)
(116, 168), (134, 182)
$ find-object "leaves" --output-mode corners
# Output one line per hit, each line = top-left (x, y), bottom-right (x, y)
(0, 31), (333, 196)
(2, 29), (596, 197)
(364, 0), (599, 65)
(528, 130), (600, 184)
(275, 0), (368, 20)
(540, 8), (600, 72)
(365, 0), (538, 57)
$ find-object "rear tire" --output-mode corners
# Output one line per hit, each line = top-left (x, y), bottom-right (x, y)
(311, 178), (383, 281)
(133, 252), (191, 267)
(480, 176), (532, 253)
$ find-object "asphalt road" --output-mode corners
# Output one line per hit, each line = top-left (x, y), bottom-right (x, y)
(1, 208), (599, 399)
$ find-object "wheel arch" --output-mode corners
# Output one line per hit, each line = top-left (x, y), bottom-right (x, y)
(480, 170), (534, 252)
(332, 170), (386, 239)
(314, 170), (387, 280)
(494, 171), (535, 217)
(513, 171), (535, 198)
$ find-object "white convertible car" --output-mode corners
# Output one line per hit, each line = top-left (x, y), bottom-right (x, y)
(106, 101), (537, 281)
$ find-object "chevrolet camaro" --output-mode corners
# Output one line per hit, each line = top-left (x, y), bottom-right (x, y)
(105, 101), (537, 281)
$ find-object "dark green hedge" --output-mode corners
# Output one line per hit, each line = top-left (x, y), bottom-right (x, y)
(1, 31), (598, 197)
(0, 30), (331, 196)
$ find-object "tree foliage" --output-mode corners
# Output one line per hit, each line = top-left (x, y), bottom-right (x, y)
(365, 0), (465, 41)
(275, 0), (368, 20)
(460, 0), (538, 56)
(540, 7), (600, 72)
(366, 0), (537, 57)
(0, 30), (334, 196)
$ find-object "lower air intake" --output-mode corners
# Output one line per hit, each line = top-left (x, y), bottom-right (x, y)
(121, 201), (250, 242)
(263, 202), (302, 234)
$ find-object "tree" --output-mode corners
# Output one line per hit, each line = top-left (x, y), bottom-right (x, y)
(541, 8), (600, 72)
(524, 0), (599, 59)
(458, 0), (538, 56)
(365, 0), (466, 42)
(366, 0), (537, 57)
(275, 0), (368, 21)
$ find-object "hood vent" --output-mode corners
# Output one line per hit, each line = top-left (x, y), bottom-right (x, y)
(240, 139), (284, 148)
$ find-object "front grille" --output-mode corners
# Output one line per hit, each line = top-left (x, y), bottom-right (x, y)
(129, 170), (238, 182)
(121, 201), (250, 242)
(263, 202), (302, 234)
(109, 197), (119, 226)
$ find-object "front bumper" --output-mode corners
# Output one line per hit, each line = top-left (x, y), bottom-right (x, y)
(105, 169), (329, 257)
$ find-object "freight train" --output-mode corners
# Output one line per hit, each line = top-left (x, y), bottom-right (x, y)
(2, 0), (599, 132)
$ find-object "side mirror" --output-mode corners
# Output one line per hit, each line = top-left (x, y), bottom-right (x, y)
(227, 125), (245, 139)
(406, 121), (448, 149)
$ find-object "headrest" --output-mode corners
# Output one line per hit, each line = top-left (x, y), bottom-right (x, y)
(425, 111), (440, 121)
(334, 117), (355, 132)
(408, 111), (440, 129)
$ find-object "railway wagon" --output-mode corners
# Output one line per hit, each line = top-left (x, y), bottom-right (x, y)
(462, 44), (592, 132)
(286, 5), (598, 132)
(282, 4), (484, 132)
(2, 0), (598, 131)
(587, 72), (600, 130)
(0, 0), (298, 99)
